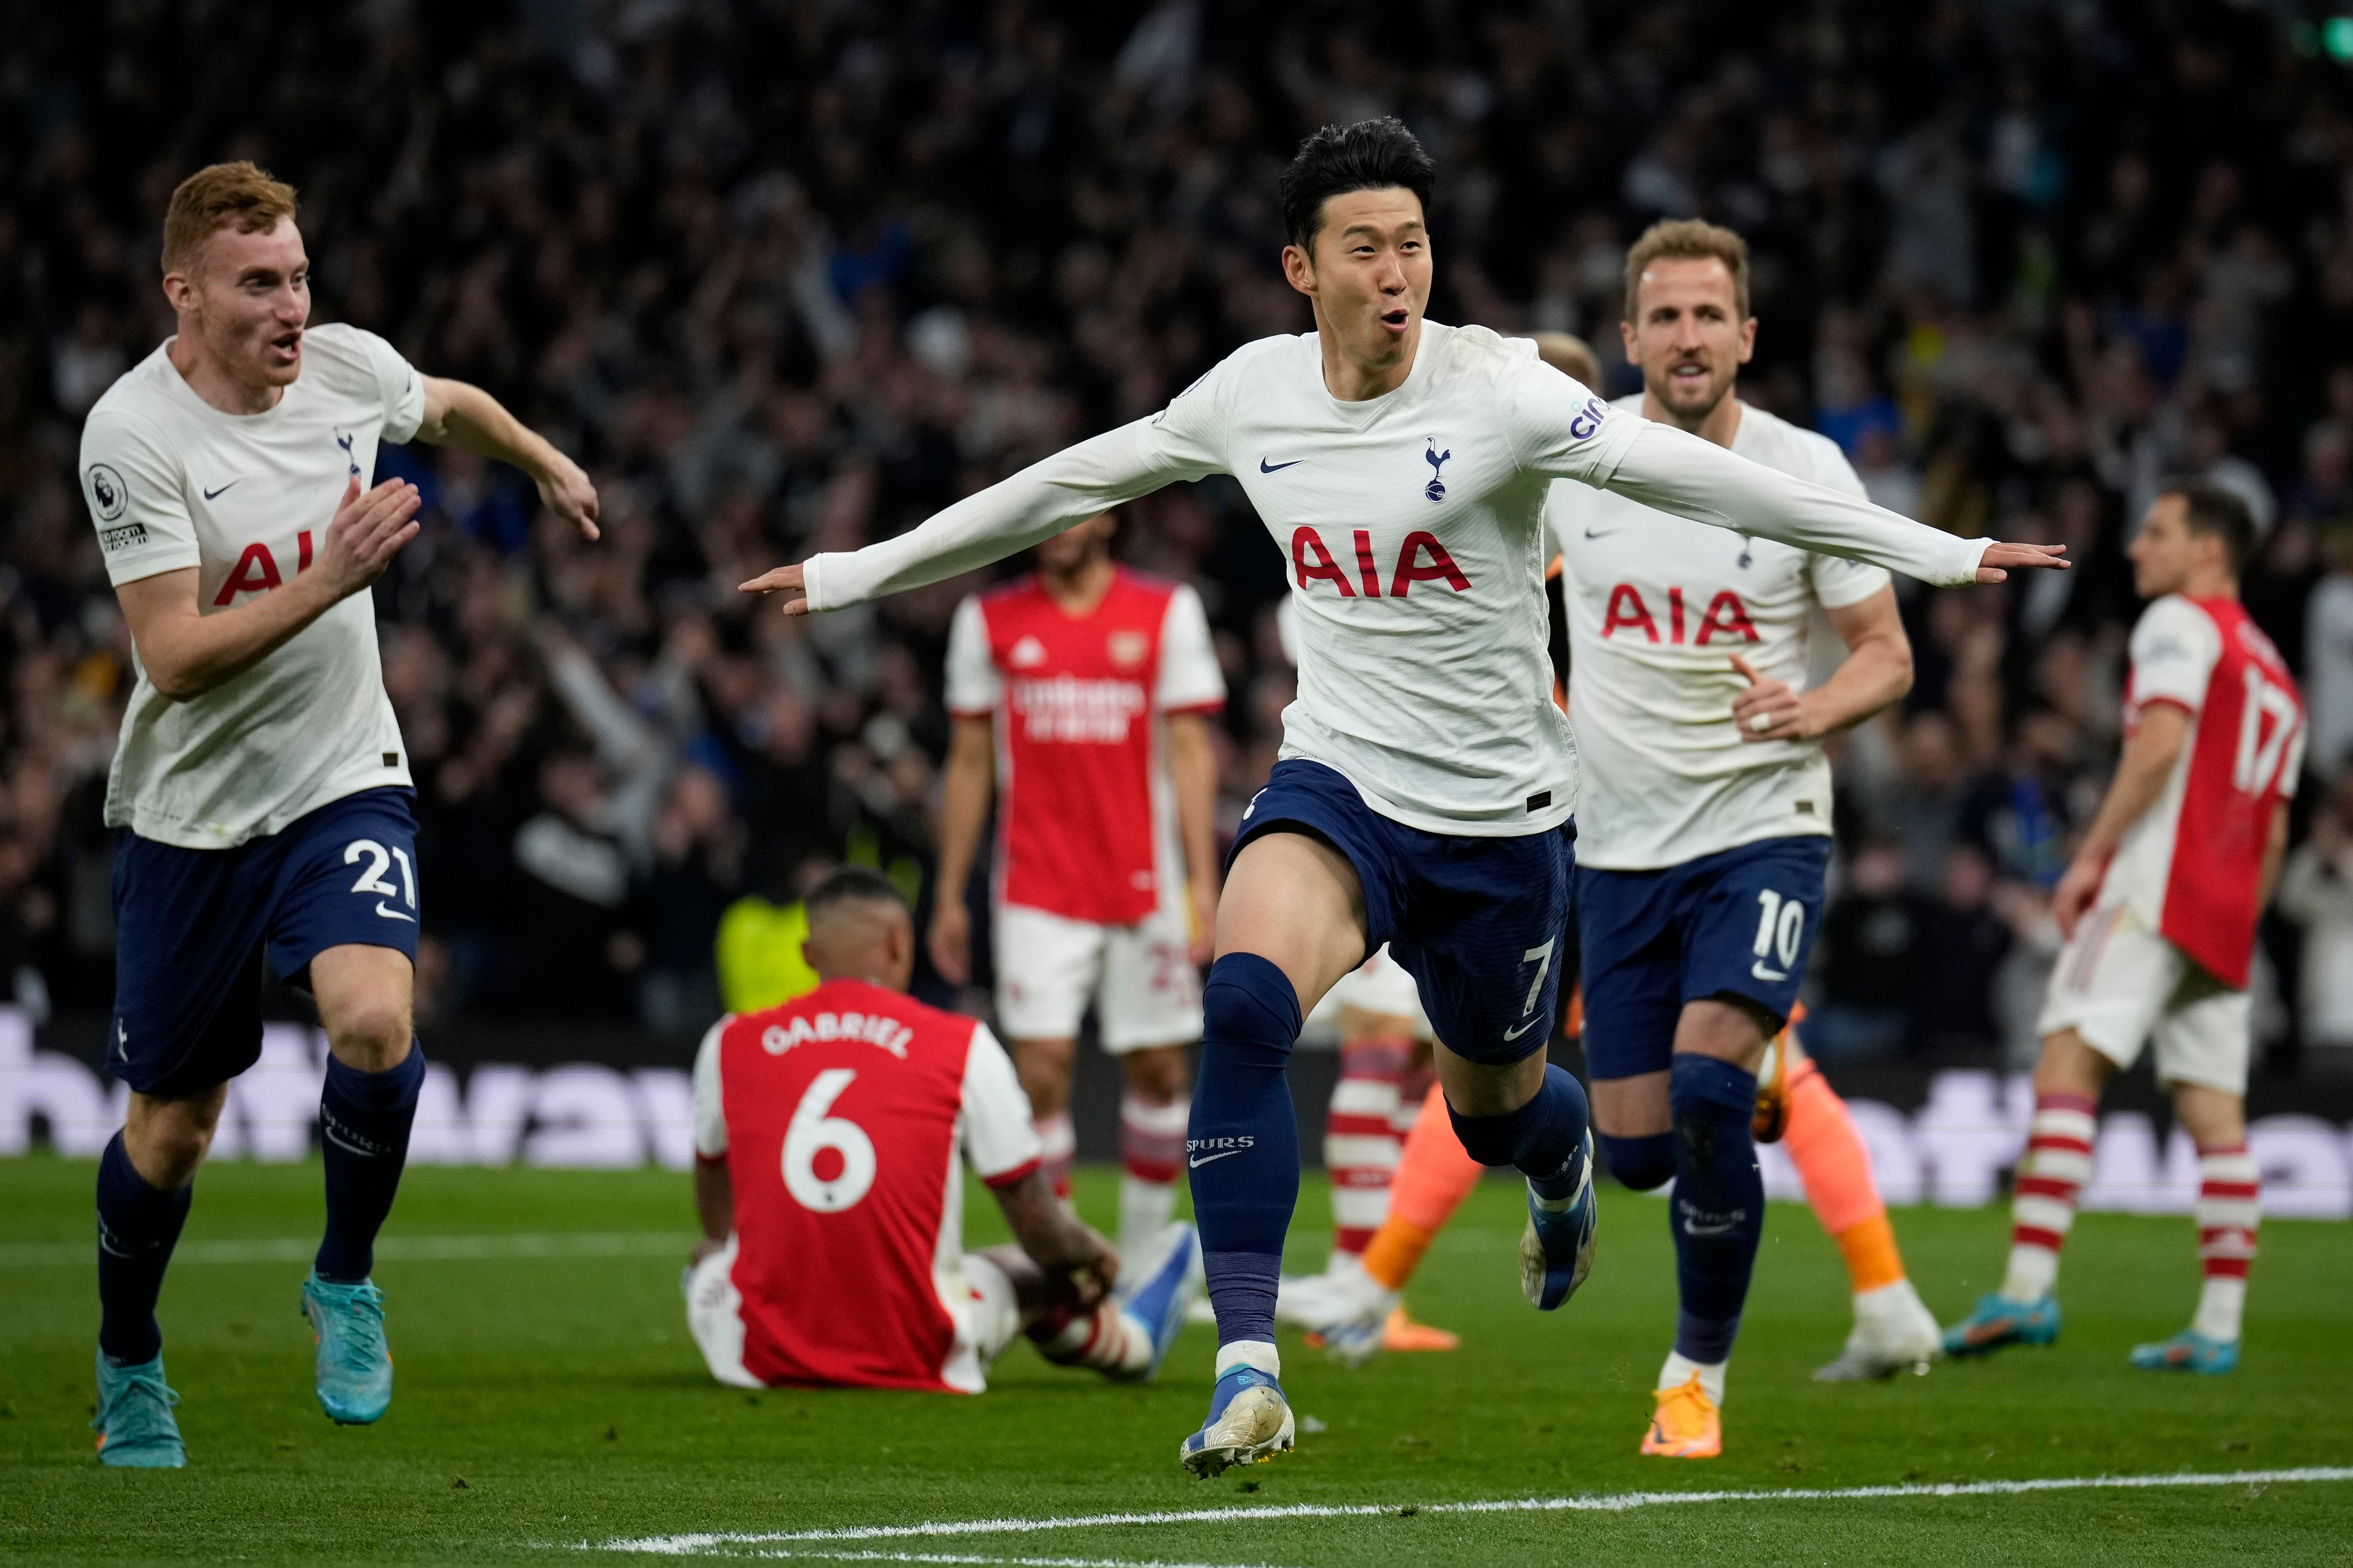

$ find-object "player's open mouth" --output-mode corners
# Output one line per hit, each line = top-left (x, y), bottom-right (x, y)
(1380, 308), (1410, 334)
(268, 330), (302, 361)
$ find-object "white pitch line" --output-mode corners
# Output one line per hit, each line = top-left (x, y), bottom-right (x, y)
(730, 1553), (1310, 1567)
(594, 1466), (2353, 1555)
(0, 1230), (688, 1269)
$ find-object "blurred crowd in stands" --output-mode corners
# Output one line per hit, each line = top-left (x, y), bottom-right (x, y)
(5, 0), (2353, 1073)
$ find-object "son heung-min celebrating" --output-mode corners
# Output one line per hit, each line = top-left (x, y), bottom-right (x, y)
(741, 117), (2065, 1475)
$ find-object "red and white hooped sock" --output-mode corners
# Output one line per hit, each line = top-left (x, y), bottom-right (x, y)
(2000, 1091), (2097, 1302)
(1327, 1038), (1409, 1258)
(1035, 1112), (1077, 1204)
(1117, 1094), (1187, 1261)
(2192, 1142), (2259, 1342)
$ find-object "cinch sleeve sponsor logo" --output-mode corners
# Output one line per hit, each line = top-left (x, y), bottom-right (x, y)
(98, 522), (149, 552)
(1011, 675), (1148, 742)
(761, 1013), (913, 1059)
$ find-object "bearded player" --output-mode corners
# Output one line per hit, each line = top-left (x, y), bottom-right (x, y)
(933, 511), (1223, 1276)
(1551, 221), (1945, 1456)
(743, 118), (2064, 1475)
(79, 163), (598, 1466)
(1944, 482), (2300, 1375)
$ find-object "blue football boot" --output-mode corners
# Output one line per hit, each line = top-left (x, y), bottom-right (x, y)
(300, 1273), (392, 1425)
(1116, 1222), (1202, 1384)
(2129, 1329), (2239, 1375)
(1942, 1291), (2061, 1359)
(92, 1349), (186, 1468)
(1178, 1364), (1295, 1477)
(1520, 1130), (1598, 1310)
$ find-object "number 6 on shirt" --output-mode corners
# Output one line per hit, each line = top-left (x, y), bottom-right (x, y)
(782, 1068), (877, 1213)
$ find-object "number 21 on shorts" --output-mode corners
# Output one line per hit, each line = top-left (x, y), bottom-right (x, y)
(1751, 889), (1805, 983)
(346, 837), (418, 923)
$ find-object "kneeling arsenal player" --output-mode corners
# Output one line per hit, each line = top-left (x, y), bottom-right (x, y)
(685, 867), (1201, 1392)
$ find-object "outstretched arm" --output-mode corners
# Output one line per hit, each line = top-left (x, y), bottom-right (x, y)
(743, 393), (1229, 613)
(1601, 421), (2065, 586)
(415, 376), (600, 541)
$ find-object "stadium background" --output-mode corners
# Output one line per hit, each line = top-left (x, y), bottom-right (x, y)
(3, 0), (2353, 1207)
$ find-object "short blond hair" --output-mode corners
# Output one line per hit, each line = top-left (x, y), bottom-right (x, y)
(162, 162), (298, 276)
(1529, 331), (1600, 387)
(1622, 218), (1749, 322)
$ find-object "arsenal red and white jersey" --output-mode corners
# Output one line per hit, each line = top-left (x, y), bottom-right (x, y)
(2103, 595), (2305, 988)
(1548, 399), (1888, 869)
(945, 569), (1224, 926)
(690, 979), (1040, 1393)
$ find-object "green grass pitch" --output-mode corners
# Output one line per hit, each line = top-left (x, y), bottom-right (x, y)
(2, 1154), (2348, 1565)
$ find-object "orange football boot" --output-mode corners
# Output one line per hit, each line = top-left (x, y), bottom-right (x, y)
(1639, 1374), (1722, 1458)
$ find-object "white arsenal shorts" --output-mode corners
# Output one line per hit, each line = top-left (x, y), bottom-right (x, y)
(993, 900), (1203, 1051)
(685, 1237), (1022, 1391)
(2036, 902), (2250, 1094)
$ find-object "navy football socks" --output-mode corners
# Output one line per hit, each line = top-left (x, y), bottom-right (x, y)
(96, 1131), (193, 1367)
(1667, 1053), (1764, 1364)
(1446, 1062), (1592, 1200)
(315, 1041), (426, 1284)
(1600, 1130), (1677, 1192)
(1188, 954), (1301, 1349)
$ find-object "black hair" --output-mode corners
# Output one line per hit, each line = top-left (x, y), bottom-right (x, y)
(804, 864), (905, 921)
(1279, 117), (1437, 251)
(2159, 476), (2256, 573)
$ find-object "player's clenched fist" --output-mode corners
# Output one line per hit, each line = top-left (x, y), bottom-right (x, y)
(315, 476), (422, 599)
(1728, 652), (1809, 743)
(739, 562), (810, 613)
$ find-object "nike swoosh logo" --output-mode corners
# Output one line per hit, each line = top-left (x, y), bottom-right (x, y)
(1259, 458), (1305, 473)
(1502, 1015), (1544, 1041)
(1188, 1149), (1247, 1168)
(1583, 528), (1616, 539)
(374, 902), (416, 923)
(202, 480), (240, 501)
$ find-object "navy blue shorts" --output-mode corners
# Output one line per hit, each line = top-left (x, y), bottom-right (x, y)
(1233, 760), (1573, 1066)
(108, 788), (421, 1098)
(1576, 834), (1831, 1082)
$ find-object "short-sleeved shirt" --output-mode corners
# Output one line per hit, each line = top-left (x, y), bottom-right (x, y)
(944, 569), (1223, 926)
(690, 977), (1040, 1393)
(1547, 399), (1889, 869)
(79, 324), (424, 848)
(2102, 594), (2305, 988)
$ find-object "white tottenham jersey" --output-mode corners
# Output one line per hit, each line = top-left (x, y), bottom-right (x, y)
(80, 324), (424, 849)
(801, 322), (1990, 836)
(1550, 399), (1889, 869)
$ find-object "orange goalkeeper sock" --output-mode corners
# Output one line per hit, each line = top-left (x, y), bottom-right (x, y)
(1360, 1082), (1484, 1292)
(1782, 1056), (1906, 1293)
